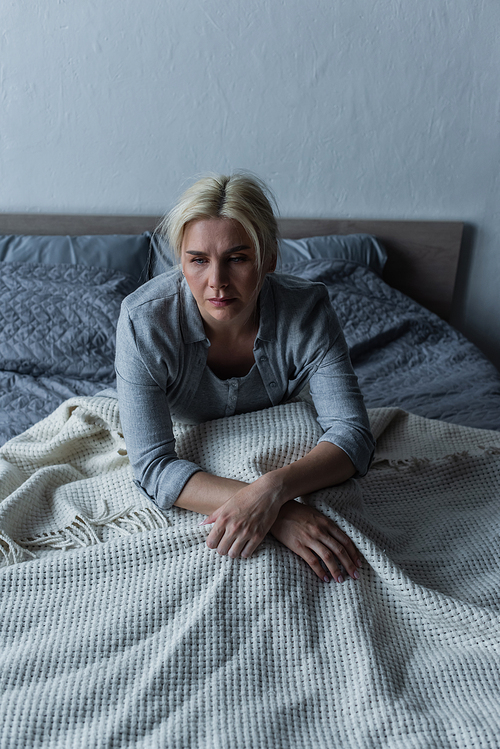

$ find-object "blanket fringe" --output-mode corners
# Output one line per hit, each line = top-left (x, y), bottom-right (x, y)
(372, 456), (432, 469)
(372, 446), (500, 470)
(482, 446), (500, 456)
(15, 504), (171, 556)
(0, 533), (37, 566)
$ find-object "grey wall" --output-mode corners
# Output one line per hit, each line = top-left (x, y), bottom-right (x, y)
(1, 0), (499, 367)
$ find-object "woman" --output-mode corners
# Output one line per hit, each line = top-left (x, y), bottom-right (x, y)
(115, 173), (375, 584)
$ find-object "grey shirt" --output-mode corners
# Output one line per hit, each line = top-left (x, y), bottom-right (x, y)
(115, 268), (375, 511)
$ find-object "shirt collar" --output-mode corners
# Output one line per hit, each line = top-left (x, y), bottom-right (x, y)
(179, 271), (276, 345)
(255, 275), (276, 342)
(179, 274), (209, 344)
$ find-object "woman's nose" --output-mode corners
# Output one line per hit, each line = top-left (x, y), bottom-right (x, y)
(209, 263), (228, 289)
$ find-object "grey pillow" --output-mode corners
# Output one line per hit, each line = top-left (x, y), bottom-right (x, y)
(0, 233), (151, 287)
(0, 261), (136, 382)
(278, 234), (387, 276)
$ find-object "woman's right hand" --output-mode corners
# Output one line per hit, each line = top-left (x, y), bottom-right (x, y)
(199, 473), (286, 560)
(270, 501), (362, 583)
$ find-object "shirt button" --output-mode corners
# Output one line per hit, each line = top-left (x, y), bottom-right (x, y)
(269, 381), (277, 388)
(260, 356), (268, 363)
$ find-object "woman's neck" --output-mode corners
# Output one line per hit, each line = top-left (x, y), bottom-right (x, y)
(202, 307), (259, 346)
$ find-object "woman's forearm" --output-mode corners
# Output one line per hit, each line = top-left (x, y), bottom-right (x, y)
(174, 472), (248, 515)
(264, 441), (355, 503)
(174, 440), (354, 516)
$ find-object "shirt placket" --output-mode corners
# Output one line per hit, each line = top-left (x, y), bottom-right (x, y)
(255, 348), (280, 405)
(225, 378), (239, 417)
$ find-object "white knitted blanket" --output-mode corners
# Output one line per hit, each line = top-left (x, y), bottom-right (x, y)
(1, 395), (500, 749)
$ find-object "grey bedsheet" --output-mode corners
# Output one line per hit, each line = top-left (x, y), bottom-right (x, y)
(283, 259), (500, 431)
(1, 258), (499, 447)
(0, 261), (136, 446)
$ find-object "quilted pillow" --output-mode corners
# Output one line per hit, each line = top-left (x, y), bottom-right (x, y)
(0, 261), (136, 382)
(0, 233), (151, 287)
(278, 234), (387, 275)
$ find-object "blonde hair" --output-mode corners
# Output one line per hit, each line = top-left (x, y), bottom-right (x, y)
(157, 173), (279, 273)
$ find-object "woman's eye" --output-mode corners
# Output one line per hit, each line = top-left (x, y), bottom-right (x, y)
(188, 256), (248, 266)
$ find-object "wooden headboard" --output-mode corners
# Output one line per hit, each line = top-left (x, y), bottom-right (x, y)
(0, 213), (463, 321)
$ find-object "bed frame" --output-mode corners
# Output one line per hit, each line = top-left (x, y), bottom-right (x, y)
(0, 213), (464, 321)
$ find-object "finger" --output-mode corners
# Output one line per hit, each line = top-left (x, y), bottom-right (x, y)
(337, 532), (362, 568)
(297, 547), (339, 583)
(309, 543), (348, 583)
(238, 533), (264, 559)
(314, 535), (360, 581)
(215, 530), (239, 556)
(211, 514), (245, 555)
(223, 526), (266, 559)
(225, 532), (248, 559)
(206, 523), (225, 550)
(320, 522), (362, 571)
(224, 526), (262, 558)
(226, 536), (247, 559)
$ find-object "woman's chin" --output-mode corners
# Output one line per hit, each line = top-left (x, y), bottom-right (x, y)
(202, 300), (254, 329)
(207, 308), (239, 323)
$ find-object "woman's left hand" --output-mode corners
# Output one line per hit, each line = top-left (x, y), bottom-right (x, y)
(270, 500), (362, 583)
(200, 474), (285, 559)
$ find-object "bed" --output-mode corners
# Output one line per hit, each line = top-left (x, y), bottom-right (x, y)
(1, 214), (500, 748)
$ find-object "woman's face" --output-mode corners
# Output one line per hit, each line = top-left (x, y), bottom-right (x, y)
(180, 217), (274, 333)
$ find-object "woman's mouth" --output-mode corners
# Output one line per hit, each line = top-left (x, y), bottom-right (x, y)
(208, 298), (236, 307)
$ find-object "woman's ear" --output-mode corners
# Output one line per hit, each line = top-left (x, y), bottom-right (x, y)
(267, 254), (277, 274)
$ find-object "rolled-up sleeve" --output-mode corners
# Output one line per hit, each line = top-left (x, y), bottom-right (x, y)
(308, 304), (375, 476)
(115, 306), (202, 511)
